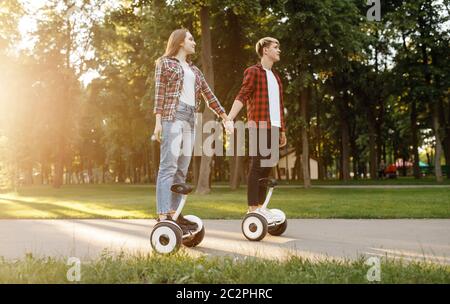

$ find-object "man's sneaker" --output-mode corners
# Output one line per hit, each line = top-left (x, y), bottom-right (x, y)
(176, 214), (198, 231)
(251, 208), (283, 224)
(264, 208), (284, 223)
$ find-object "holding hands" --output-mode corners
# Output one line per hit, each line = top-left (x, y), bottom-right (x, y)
(223, 118), (234, 135)
(220, 113), (234, 135)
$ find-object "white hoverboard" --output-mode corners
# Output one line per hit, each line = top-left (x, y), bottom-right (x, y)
(241, 178), (287, 241)
(150, 183), (205, 254)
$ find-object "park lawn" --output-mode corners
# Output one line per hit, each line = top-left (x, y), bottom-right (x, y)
(0, 251), (449, 283)
(298, 176), (450, 185)
(209, 176), (450, 186)
(0, 184), (448, 219)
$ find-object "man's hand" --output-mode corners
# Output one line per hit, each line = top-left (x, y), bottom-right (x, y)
(223, 119), (234, 134)
(280, 131), (287, 148)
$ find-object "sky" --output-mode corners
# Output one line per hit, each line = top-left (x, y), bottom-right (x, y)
(16, 0), (122, 87)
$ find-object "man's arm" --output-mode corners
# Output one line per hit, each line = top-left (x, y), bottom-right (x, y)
(227, 100), (244, 121)
(229, 67), (256, 120)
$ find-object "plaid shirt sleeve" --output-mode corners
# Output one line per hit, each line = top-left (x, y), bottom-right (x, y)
(153, 59), (166, 115)
(199, 71), (225, 117)
(235, 67), (256, 105)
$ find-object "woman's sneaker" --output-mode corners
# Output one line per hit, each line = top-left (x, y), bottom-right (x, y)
(156, 215), (197, 235)
(176, 214), (198, 231)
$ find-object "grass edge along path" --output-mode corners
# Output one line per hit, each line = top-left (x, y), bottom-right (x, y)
(0, 185), (449, 219)
(0, 250), (449, 284)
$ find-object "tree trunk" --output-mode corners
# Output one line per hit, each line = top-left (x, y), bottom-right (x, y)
(53, 106), (67, 188)
(196, 6), (215, 194)
(444, 124), (450, 179)
(411, 100), (421, 178)
(433, 104), (444, 182)
(230, 154), (244, 189)
(437, 79), (450, 179)
(23, 162), (33, 185)
(340, 99), (351, 181)
(418, 21), (441, 181)
(294, 146), (302, 180)
(229, 120), (244, 189)
(143, 142), (149, 183)
(300, 90), (311, 188)
(315, 88), (325, 180)
(439, 98), (450, 178)
(352, 156), (358, 180)
(117, 158), (125, 183)
(192, 156), (200, 186)
(53, 19), (73, 189)
(367, 111), (377, 179)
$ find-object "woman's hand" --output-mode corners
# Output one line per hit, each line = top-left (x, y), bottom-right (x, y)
(153, 117), (162, 143)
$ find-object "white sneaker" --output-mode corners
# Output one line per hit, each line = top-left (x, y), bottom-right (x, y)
(263, 208), (284, 222)
(251, 208), (279, 224)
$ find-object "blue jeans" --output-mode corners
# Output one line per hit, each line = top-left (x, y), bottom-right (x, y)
(156, 102), (196, 214)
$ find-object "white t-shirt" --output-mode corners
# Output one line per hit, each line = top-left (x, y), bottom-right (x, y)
(264, 68), (281, 128)
(179, 61), (196, 106)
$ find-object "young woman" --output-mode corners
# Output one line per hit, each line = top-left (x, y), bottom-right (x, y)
(152, 29), (232, 230)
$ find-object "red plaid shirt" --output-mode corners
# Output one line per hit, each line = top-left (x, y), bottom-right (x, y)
(235, 63), (286, 132)
(153, 57), (225, 120)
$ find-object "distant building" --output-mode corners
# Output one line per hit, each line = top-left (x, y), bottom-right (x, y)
(274, 147), (318, 180)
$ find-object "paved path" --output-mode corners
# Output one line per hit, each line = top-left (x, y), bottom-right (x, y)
(0, 219), (449, 264)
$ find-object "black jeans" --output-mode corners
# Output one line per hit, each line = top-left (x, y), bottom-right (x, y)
(247, 128), (277, 206)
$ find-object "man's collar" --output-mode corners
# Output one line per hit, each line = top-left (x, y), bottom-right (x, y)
(256, 63), (275, 71)
(257, 63), (278, 74)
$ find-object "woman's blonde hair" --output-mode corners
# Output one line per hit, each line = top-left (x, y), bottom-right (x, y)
(157, 29), (189, 63)
(255, 37), (279, 58)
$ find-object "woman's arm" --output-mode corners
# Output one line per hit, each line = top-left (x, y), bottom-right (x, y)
(199, 71), (226, 118)
(198, 73), (235, 133)
(153, 59), (167, 115)
(153, 59), (167, 142)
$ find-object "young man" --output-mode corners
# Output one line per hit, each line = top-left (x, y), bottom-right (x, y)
(227, 37), (287, 221)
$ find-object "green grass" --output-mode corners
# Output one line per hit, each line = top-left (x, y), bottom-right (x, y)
(299, 176), (450, 185)
(0, 251), (448, 283)
(0, 184), (449, 219)
(212, 176), (450, 186)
